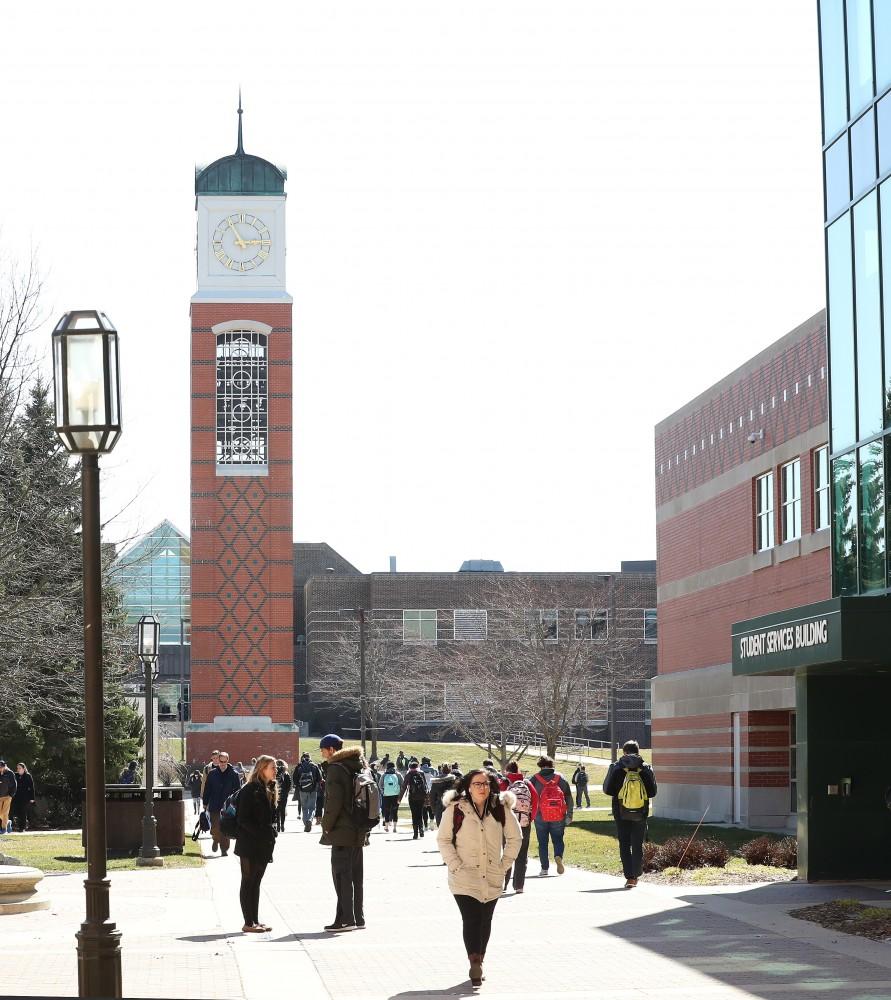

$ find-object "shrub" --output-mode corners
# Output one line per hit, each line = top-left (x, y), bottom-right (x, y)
(653, 836), (706, 870)
(700, 838), (730, 868)
(739, 835), (776, 866)
(642, 840), (659, 873)
(770, 836), (797, 869)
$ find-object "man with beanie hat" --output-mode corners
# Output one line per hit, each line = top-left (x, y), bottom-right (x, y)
(318, 734), (367, 931)
(294, 752), (322, 832)
(400, 759), (428, 838)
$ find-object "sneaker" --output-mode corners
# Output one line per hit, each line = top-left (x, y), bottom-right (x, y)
(355, 919), (366, 929)
(627, 878), (638, 887)
(514, 887), (524, 893)
(220, 850), (229, 857)
(413, 833), (418, 840)
(420, 830), (424, 838)
(324, 922), (356, 932)
(555, 855), (565, 874)
(211, 842), (218, 853)
(538, 869), (549, 877)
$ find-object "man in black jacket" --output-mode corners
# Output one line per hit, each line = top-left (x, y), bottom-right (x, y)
(12, 764), (35, 832)
(294, 753), (322, 832)
(319, 734), (367, 932)
(202, 751), (242, 856)
(602, 740), (657, 887)
(0, 762), (16, 834)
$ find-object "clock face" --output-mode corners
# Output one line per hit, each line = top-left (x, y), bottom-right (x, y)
(211, 212), (272, 271)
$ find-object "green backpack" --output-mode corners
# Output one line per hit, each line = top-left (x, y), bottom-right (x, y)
(616, 768), (648, 821)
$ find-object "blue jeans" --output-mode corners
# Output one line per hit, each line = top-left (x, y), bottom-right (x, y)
(299, 790), (316, 824)
(535, 818), (565, 871)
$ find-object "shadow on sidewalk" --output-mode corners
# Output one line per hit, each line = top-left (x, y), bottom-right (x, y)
(387, 983), (477, 999)
(579, 886), (628, 894)
(597, 881), (891, 999)
(178, 932), (244, 942)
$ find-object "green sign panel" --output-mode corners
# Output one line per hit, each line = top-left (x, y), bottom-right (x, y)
(732, 601), (841, 676)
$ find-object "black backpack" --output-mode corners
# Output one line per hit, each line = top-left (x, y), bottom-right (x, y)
(299, 766), (317, 791)
(219, 788), (241, 838)
(406, 770), (427, 801)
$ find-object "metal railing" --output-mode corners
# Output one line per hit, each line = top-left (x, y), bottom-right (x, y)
(506, 731), (613, 763)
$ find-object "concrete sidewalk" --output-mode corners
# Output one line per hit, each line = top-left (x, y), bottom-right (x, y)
(10, 798), (891, 999)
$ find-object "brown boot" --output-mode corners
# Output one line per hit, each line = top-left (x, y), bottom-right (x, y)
(468, 953), (483, 986)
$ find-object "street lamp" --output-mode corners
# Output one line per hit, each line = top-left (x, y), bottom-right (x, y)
(337, 608), (367, 754)
(136, 615), (162, 868)
(51, 309), (123, 999)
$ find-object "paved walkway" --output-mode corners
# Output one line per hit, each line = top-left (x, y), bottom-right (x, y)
(11, 798), (891, 999)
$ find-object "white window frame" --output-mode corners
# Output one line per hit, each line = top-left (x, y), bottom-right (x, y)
(403, 609), (437, 643)
(453, 609), (487, 641)
(575, 609), (608, 641)
(529, 609), (558, 642)
(814, 445), (830, 531)
(644, 608), (657, 644)
(781, 458), (801, 542)
(755, 472), (775, 551)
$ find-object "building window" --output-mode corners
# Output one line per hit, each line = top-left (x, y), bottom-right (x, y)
(403, 609), (437, 642)
(216, 330), (268, 467)
(755, 472), (775, 551)
(453, 609), (487, 641)
(644, 609), (657, 644)
(781, 459), (801, 542)
(575, 609), (607, 641)
(814, 445), (830, 531)
(529, 609), (558, 641)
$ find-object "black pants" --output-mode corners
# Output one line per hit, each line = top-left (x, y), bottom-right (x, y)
(616, 818), (647, 878)
(433, 797), (446, 826)
(276, 799), (287, 831)
(423, 803), (434, 827)
(382, 795), (399, 824)
(408, 799), (425, 835)
(11, 800), (29, 832)
(454, 895), (497, 956)
(504, 823), (531, 890)
(239, 857), (267, 926)
(331, 845), (364, 925)
(575, 786), (590, 807)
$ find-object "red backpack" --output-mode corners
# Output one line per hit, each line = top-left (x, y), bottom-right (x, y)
(535, 775), (567, 822)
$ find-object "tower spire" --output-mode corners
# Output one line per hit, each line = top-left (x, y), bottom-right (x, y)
(236, 88), (244, 155)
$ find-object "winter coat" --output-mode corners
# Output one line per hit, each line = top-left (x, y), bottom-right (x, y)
(529, 769), (573, 823)
(602, 754), (657, 820)
(320, 747), (367, 848)
(378, 766), (404, 798)
(401, 766), (428, 802)
(294, 760), (321, 795)
(499, 772), (538, 825)
(203, 764), (242, 814)
(276, 768), (292, 801)
(0, 771), (17, 798)
(430, 772), (459, 810)
(571, 767), (589, 787)
(234, 780), (278, 864)
(437, 790), (522, 903)
(187, 773), (202, 797)
(13, 772), (34, 803)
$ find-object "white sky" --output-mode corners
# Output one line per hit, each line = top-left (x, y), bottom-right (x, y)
(3, 2), (824, 573)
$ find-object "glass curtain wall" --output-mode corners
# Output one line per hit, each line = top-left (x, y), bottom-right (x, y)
(820, 0), (891, 595)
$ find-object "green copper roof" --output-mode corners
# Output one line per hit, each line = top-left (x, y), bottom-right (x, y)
(195, 96), (286, 196)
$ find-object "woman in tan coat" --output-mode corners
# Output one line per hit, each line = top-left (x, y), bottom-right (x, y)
(437, 769), (522, 987)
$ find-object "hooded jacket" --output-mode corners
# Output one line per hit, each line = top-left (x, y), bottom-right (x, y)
(529, 768), (573, 823)
(437, 789), (522, 902)
(320, 746), (367, 847)
(378, 764), (404, 798)
(430, 770), (459, 810)
(602, 753), (657, 820)
(499, 771), (538, 825)
(234, 779), (277, 864)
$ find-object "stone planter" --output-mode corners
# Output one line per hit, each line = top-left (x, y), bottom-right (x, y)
(0, 865), (50, 914)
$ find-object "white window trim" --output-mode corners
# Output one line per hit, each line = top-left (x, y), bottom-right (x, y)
(814, 445), (830, 532)
(755, 471), (775, 552)
(403, 609), (437, 643)
(644, 608), (657, 644)
(574, 608), (608, 641)
(453, 609), (488, 641)
(780, 458), (802, 543)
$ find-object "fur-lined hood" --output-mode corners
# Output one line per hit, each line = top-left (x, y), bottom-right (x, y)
(328, 746), (362, 765)
(443, 788), (517, 811)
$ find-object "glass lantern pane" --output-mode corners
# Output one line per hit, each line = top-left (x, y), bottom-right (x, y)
(107, 333), (120, 425)
(66, 334), (106, 427)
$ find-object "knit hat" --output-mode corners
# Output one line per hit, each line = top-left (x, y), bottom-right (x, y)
(319, 734), (344, 750)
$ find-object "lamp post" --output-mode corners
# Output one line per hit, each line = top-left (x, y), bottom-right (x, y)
(137, 615), (162, 867)
(51, 310), (123, 999)
(337, 608), (367, 754)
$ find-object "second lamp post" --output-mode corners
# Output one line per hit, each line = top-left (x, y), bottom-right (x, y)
(136, 615), (162, 867)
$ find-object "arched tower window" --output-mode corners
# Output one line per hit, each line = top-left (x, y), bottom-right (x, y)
(216, 330), (268, 468)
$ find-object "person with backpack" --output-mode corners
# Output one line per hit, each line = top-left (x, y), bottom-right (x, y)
(437, 769), (522, 988)
(499, 761), (538, 893)
(571, 764), (591, 808)
(202, 750), (242, 856)
(602, 740), (657, 888)
(430, 763), (458, 828)
(419, 757), (437, 829)
(401, 760), (429, 839)
(275, 760), (291, 832)
(378, 761), (403, 832)
(529, 756), (573, 875)
(318, 734), (370, 931)
(396, 750), (407, 773)
(294, 752), (322, 832)
(118, 761), (138, 785)
(187, 770), (203, 814)
(234, 754), (278, 932)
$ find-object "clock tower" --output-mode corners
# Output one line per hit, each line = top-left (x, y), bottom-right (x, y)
(188, 100), (298, 764)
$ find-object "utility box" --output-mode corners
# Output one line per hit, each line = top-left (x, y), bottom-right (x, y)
(82, 785), (185, 853)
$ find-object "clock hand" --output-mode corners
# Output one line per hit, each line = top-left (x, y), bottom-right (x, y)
(227, 219), (247, 249)
(242, 239), (272, 245)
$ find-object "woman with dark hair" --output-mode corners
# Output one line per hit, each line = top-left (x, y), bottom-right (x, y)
(234, 754), (278, 933)
(438, 768), (521, 987)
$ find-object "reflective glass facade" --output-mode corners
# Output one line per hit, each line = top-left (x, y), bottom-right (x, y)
(113, 520), (191, 643)
(820, 0), (891, 595)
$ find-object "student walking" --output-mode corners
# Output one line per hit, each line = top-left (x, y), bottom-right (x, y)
(275, 760), (291, 832)
(401, 760), (428, 838)
(187, 770), (203, 814)
(430, 764), (458, 827)
(12, 764), (35, 832)
(235, 754), (278, 932)
(0, 762), (16, 833)
(294, 753), (322, 832)
(500, 761), (538, 892)
(379, 761), (403, 832)
(420, 757), (437, 829)
(602, 740), (657, 887)
(318, 734), (368, 931)
(202, 751), (242, 856)
(571, 764), (591, 807)
(529, 756), (573, 875)
(437, 769), (521, 987)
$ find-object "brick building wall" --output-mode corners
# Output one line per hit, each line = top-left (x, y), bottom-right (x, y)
(188, 301), (297, 762)
(652, 311), (829, 830)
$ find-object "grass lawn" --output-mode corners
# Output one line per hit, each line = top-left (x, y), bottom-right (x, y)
(7, 833), (203, 873)
(160, 737), (186, 762)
